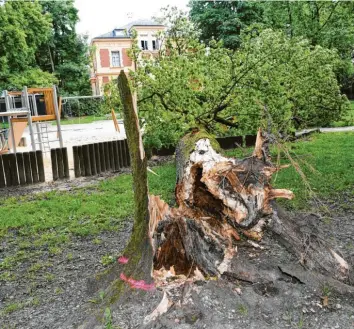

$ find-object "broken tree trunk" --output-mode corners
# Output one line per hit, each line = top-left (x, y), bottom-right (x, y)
(115, 70), (154, 287)
(150, 129), (351, 283)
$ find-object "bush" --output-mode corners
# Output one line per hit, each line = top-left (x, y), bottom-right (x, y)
(63, 97), (107, 117)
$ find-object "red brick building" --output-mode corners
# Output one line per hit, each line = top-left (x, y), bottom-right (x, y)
(90, 19), (165, 95)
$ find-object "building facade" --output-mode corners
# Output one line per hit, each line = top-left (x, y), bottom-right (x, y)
(90, 20), (165, 95)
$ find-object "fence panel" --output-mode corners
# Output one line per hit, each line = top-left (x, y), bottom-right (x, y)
(0, 151), (45, 188)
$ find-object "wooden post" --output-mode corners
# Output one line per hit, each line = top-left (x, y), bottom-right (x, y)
(0, 155), (5, 188)
(109, 141), (115, 170)
(2, 155), (12, 187)
(73, 146), (81, 178)
(56, 148), (64, 179)
(36, 150), (45, 182)
(99, 142), (106, 172)
(82, 144), (91, 176)
(124, 139), (131, 167)
(30, 151), (39, 183)
(62, 147), (69, 179)
(113, 140), (120, 170)
(78, 146), (85, 177)
(121, 139), (128, 167)
(51, 148), (58, 181)
(95, 143), (101, 174)
(117, 140), (124, 168)
(104, 142), (111, 171)
(89, 144), (97, 176)
(23, 152), (33, 184)
(9, 154), (19, 186)
(17, 153), (26, 185)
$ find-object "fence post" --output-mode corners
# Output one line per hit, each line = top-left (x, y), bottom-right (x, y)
(56, 148), (64, 179)
(9, 153), (19, 186)
(94, 143), (101, 174)
(99, 142), (106, 172)
(89, 144), (97, 176)
(78, 146), (85, 177)
(36, 150), (45, 182)
(73, 146), (81, 178)
(51, 148), (58, 181)
(16, 153), (26, 185)
(30, 151), (39, 183)
(0, 155), (5, 188)
(104, 142), (111, 171)
(62, 148), (69, 179)
(23, 152), (33, 184)
(82, 144), (91, 176)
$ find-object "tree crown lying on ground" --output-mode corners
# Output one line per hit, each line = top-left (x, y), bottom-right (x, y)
(129, 7), (349, 150)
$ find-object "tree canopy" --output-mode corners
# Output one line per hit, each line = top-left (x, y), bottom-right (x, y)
(0, 0), (90, 95)
(35, 0), (91, 95)
(189, 1), (263, 49)
(189, 1), (354, 88)
(130, 8), (349, 150)
(0, 0), (57, 91)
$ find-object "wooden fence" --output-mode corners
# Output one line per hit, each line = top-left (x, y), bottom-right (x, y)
(0, 150), (45, 187)
(72, 140), (130, 178)
(152, 135), (258, 156)
(51, 147), (69, 180)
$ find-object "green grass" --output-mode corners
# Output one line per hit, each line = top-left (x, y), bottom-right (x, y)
(52, 115), (110, 126)
(0, 163), (175, 235)
(226, 132), (354, 209)
(330, 100), (354, 127)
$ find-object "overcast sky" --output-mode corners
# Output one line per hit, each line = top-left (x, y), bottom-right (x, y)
(75, 0), (190, 40)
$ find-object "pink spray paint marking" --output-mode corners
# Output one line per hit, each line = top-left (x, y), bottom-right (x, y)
(120, 272), (155, 291)
(118, 256), (129, 264)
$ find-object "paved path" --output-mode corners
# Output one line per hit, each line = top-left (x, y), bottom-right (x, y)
(296, 126), (354, 136)
(18, 120), (126, 181)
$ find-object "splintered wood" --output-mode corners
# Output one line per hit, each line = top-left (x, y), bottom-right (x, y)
(150, 128), (294, 279)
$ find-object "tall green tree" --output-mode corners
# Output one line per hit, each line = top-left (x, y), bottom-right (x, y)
(261, 1), (354, 89)
(189, 0), (263, 49)
(0, 0), (57, 91)
(36, 0), (91, 95)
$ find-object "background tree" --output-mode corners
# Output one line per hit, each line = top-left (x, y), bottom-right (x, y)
(189, 1), (263, 49)
(0, 0), (57, 91)
(189, 1), (354, 92)
(35, 0), (91, 95)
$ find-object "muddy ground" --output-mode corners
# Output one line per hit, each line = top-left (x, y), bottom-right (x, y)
(0, 175), (353, 329)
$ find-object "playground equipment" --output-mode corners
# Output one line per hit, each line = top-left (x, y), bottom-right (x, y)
(0, 85), (63, 155)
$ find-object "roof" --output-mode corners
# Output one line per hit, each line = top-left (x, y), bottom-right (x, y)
(118, 19), (164, 31)
(93, 19), (164, 40)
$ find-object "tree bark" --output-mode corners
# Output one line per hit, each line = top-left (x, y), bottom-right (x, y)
(150, 128), (351, 283)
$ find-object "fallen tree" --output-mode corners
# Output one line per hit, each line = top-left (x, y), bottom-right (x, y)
(80, 71), (352, 328)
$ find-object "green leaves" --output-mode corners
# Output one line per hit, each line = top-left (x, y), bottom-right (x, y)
(131, 8), (348, 150)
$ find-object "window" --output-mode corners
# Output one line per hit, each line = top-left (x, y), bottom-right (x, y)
(141, 40), (148, 50)
(111, 51), (121, 67)
(152, 40), (159, 50)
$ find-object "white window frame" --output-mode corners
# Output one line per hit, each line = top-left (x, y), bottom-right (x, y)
(152, 39), (159, 50)
(111, 51), (121, 67)
(141, 40), (148, 50)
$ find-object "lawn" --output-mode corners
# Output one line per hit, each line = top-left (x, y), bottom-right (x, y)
(0, 132), (353, 317)
(226, 132), (354, 209)
(52, 115), (110, 125)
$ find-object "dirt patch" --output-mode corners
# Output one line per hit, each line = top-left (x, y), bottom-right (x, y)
(0, 222), (132, 329)
(0, 179), (353, 329)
